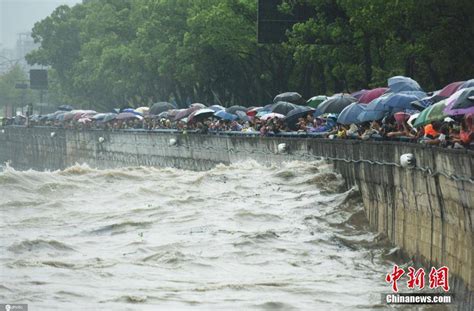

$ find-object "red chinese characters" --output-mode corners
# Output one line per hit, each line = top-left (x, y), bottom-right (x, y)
(407, 267), (425, 289)
(385, 265), (405, 292)
(386, 265), (449, 292)
(429, 266), (450, 292)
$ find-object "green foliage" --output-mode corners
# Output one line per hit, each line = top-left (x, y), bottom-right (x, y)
(26, 0), (474, 111)
(0, 65), (34, 116)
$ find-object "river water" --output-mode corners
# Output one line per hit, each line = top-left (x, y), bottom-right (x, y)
(1, 161), (402, 310)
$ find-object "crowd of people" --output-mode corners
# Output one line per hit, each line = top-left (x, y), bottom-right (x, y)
(2, 76), (473, 149)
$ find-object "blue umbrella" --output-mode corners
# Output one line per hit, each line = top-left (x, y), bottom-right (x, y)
(209, 105), (225, 112)
(236, 111), (250, 122)
(460, 79), (474, 90)
(357, 109), (387, 122)
(337, 103), (366, 124)
(383, 91), (427, 110)
(388, 76), (422, 93)
(214, 110), (238, 121)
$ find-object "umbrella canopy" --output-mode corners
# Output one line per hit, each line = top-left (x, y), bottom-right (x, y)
(214, 110), (238, 121)
(246, 107), (264, 117)
(236, 110), (250, 122)
(273, 92), (304, 104)
(351, 89), (368, 100)
(460, 79), (474, 89)
(394, 112), (411, 124)
(226, 105), (247, 114)
(190, 103), (206, 109)
(383, 91), (427, 110)
(438, 81), (464, 98)
(271, 101), (297, 115)
(413, 100), (448, 128)
(150, 102), (176, 115)
(337, 103), (366, 124)
(187, 108), (215, 123)
(388, 76), (422, 93)
(314, 94), (357, 116)
(175, 106), (200, 121)
(444, 87), (474, 116)
(259, 112), (285, 121)
(358, 87), (388, 104)
(116, 112), (142, 120)
(306, 95), (328, 108)
(57, 104), (74, 111)
(78, 117), (92, 124)
(283, 106), (314, 130)
(135, 107), (150, 115)
(92, 113), (109, 120)
(357, 109), (386, 123)
(209, 105), (225, 112)
(103, 113), (118, 122)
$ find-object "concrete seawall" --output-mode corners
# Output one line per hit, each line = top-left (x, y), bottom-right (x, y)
(1, 126), (473, 306)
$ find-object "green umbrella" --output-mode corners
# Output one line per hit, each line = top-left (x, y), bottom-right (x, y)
(413, 99), (448, 128)
(307, 95), (328, 108)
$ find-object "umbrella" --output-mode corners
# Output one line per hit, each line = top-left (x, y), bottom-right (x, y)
(174, 106), (200, 121)
(337, 103), (366, 124)
(103, 113), (118, 122)
(383, 91), (427, 110)
(351, 89), (368, 100)
(256, 110), (272, 117)
(444, 87), (474, 116)
(314, 94), (357, 116)
(460, 79), (474, 89)
(57, 104), (74, 111)
(62, 111), (78, 121)
(259, 112), (285, 121)
(187, 108), (215, 123)
(388, 76), (422, 93)
(357, 109), (387, 122)
(306, 95), (328, 108)
(214, 110), (238, 121)
(209, 105), (225, 112)
(150, 102), (176, 115)
(413, 100), (448, 127)
(92, 113), (109, 120)
(358, 87), (389, 104)
(116, 112), (142, 120)
(190, 103), (206, 109)
(437, 81), (464, 98)
(283, 106), (314, 130)
(135, 107), (150, 115)
(271, 101), (297, 115)
(236, 110), (250, 122)
(273, 92), (304, 104)
(226, 105), (247, 114)
(246, 107), (264, 117)
(394, 112), (411, 124)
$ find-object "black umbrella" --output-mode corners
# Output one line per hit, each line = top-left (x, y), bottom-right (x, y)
(150, 102), (177, 115)
(273, 92), (304, 104)
(271, 101), (298, 115)
(283, 106), (314, 130)
(226, 105), (247, 114)
(58, 104), (74, 111)
(314, 94), (357, 116)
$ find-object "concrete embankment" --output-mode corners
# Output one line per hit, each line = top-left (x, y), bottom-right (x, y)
(1, 126), (473, 306)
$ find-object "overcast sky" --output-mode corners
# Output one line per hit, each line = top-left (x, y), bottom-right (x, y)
(0, 0), (81, 49)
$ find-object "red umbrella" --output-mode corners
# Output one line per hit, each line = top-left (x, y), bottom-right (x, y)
(437, 81), (464, 98)
(358, 87), (388, 104)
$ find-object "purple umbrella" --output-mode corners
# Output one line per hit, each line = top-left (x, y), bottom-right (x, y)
(351, 89), (368, 100)
(116, 112), (143, 120)
(443, 87), (474, 116)
(175, 106), (200, 121)
(358, 87), (389, 104)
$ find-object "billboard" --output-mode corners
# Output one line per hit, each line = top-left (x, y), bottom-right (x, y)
(29, 69), (48, 90)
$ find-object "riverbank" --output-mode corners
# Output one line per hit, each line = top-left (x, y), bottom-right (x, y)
(1, 126), (473, 307)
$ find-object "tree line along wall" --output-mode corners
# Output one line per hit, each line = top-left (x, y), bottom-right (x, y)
(0, 126), (473, 306)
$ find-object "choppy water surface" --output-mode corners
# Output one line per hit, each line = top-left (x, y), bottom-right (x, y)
(1, 161), (400, 310)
